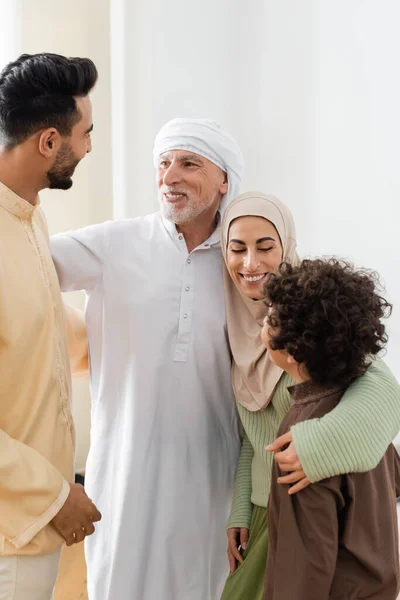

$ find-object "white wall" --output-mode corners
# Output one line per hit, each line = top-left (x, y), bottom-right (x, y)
(16, 0), (113, 469)
(0, 0), (20, 63)
(310, 1), (400, 376)
(111, 0), (400, 378)
(110, 0), (316, 223)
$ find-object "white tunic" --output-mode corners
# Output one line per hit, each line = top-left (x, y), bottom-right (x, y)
(51, 213), (240, 600)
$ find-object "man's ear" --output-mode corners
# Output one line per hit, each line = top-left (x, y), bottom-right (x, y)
(38, 128), (61, 158)
(219, 171), (228, 195)
(287, 354), (297, 365)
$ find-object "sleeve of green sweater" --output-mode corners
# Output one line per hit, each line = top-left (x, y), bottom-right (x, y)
(291, 357), (400, 483)
(226, 433), (254, 529)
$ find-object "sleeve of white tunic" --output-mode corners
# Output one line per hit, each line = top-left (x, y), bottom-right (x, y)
(50, 223), (108, 292)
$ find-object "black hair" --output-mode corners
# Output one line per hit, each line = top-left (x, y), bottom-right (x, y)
(264, 259), (392, 386)
(0, 52), (98, 147)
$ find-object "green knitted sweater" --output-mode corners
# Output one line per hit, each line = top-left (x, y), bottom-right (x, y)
(227, 357), (400, 529)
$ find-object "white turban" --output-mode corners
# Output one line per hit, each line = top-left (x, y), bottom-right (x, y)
(153, 118), (244, 212)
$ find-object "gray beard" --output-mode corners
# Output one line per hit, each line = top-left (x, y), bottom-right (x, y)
(161, 201), (202, 225)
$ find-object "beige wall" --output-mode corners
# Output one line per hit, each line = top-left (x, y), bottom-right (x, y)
(20, 0), (113, 469)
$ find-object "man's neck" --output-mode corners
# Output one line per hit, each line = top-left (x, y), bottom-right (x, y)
(176, 212), (219, 254)
(0, 150), (42, 206)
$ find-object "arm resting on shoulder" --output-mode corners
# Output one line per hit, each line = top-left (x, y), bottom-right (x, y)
(292, 357), (400, 482)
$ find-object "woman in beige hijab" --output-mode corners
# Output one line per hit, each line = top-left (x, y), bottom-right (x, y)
(219, 192), (400, 600)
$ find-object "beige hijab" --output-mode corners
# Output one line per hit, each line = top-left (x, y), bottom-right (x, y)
(221, 192), (300, 412)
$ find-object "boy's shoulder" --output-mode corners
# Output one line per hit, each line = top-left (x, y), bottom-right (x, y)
(282, 381), (347, 431)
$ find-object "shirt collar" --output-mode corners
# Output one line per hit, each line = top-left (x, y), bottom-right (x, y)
(160, 209), (222, 249)
(0, 181), (40, 220)
(288, 379), (345, 405)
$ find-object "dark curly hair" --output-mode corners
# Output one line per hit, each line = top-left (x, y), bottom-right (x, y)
(264, 259), (392, 386)
(0, 53), (98, 147)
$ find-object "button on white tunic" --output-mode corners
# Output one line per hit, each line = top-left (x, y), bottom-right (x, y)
(51, 213), (240, 600)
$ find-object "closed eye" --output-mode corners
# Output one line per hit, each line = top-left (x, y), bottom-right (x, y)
(230, 247), (273, 253)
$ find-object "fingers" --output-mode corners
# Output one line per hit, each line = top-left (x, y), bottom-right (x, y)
(69, 501), (101, 542)
(90, 505), (102, 523)
(273, 449), (300, 468)
(277, 458), (303, 473)
(226, 530), (239, 573)
(80, 513), (97, 537)
(84, 497), (101, 523)
(70, 521), (97, 545)
(274, 458), (302, 471)
(230, 542), (244, 565)
(51, 483), (101, 546)
(84, 520), (95, 536)
(69, 520), (98, 546)
(73, 527), (86, 544)
(227, 529), (244, 566)
(227, 541), (243, 567)
(265, 431), (293, 452)
(77, 510), (98, 540)
(277, 470), (306, 485)
(288, 477), (311, 495)
(226, 528), (248, 573)
(227, 548), (237, 573)
(240, 528), (249, 551)
(64, 527), (85, 546)
(79, 499), (101, 532)
(64, 532), (76, 547)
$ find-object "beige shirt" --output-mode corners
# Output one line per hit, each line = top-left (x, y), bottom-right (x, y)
(0, 182), (75, 556)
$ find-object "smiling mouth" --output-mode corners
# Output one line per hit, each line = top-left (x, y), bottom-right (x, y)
(240, 273), (267, 283)
(164, 192), (187, 201)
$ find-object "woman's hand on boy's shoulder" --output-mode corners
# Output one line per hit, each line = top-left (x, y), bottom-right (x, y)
(266, 432), (311, 494)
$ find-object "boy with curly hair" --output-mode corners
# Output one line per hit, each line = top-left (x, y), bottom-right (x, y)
(262, 258), (400, 600)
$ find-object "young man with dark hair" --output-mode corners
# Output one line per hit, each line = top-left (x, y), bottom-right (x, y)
(262, 259), (400, 600)
(0, 53), (101, 600)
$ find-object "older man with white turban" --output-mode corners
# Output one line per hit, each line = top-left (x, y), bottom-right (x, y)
(50, 118), (244, 600)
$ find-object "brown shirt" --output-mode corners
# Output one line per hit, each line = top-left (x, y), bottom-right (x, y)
(264, 378), (400, 600)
